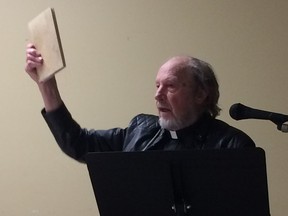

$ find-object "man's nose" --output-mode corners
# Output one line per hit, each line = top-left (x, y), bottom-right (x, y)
(155, 86), (165, 101)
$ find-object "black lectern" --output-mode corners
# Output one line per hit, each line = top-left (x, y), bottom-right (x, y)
(86, 148), (270, 216)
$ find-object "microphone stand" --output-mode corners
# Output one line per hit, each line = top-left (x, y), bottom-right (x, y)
(269, 113), (288, 132)
(277, 122), (288, 133)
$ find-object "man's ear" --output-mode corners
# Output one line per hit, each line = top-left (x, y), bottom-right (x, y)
(195, 87), (208, 104)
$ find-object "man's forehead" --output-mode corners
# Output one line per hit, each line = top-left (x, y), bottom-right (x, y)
(156, 71), (178, 82)
(157, 60), (189, 79)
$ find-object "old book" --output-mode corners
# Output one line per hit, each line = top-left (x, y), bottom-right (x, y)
(28, 8), (65, 82)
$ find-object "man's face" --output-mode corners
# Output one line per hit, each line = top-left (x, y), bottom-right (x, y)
(155, 57), (206, 131)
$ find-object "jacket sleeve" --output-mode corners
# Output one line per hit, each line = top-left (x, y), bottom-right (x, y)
(42, 103), (126, 163)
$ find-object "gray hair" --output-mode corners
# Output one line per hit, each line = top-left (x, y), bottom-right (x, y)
(185, 56), (221, 118)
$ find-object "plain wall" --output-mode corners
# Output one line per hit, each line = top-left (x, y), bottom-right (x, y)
(1, 0), (287, 215)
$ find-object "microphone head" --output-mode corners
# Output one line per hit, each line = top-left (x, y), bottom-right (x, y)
(230, 103), (288, 128)
(229, 103), (247, 120)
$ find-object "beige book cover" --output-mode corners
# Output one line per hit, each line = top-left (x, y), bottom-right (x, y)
(28, 8), (65, 82)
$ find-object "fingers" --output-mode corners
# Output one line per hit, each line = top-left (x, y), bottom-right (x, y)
(25, 43), (43, 73)
(25, 59), (42, 73)
(26, 43), (42, 60)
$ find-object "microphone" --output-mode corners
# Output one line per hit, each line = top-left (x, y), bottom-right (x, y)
(229, 103), (288, 132)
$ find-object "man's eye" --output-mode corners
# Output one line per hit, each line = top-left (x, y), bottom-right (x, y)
(168, 84), (177, 91)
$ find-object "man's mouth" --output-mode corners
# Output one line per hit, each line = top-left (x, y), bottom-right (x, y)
(158, 107), (171, 113)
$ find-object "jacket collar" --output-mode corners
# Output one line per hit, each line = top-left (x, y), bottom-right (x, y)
(175, 112), (213, 142)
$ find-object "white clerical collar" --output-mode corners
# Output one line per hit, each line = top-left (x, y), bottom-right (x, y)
(169, 130), (178, 139)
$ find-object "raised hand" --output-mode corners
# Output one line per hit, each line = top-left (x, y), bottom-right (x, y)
(25, 43), (43, 83)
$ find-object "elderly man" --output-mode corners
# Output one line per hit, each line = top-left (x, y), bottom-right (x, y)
(25, 44), (255, 163)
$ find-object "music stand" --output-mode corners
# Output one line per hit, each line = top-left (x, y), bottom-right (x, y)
(86, 147), (270, 216)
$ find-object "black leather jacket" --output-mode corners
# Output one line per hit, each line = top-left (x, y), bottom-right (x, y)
(42, 104), (255, 163)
